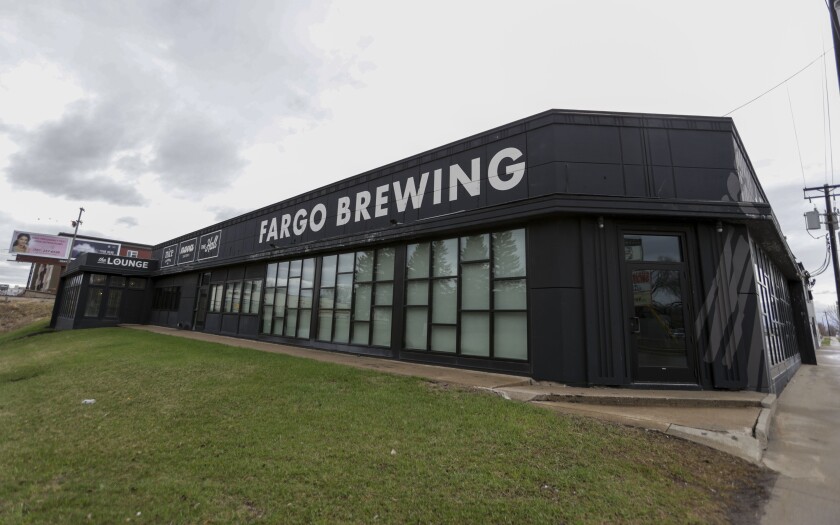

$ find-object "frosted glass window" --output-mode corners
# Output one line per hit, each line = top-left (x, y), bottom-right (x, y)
(432, 279), (457, 323)
(336, 274), (353, 309)
(289, 260), (302, 278)
(338, 252), (355, 273)
(264, 288), (275, 306)
(462, 263), (489, 310)
(321, 255), (337, 286)
(297, 309), (311, 339)
(355, 251), (374, 281)
(405, 308), (428, 349)
(493, 229), (526, 278)
(494, 279), (527, 310)
(276, 262), (290, 286)
(272, 317), (284, 336)
(299, 288), (313, 309)
(352, 322), (369, 345)
(334, 310), (351, 343)
(460, 234), (489, 261)
(407, 243), (430, 278)
(432, 239), (458, 277)
(375, 283), (393, 306)
(250, 281), (261, 313)
(354, 284), (372, 321)
(317, 310), (333, 341)
(461, 312), (490, 356)
(242, 284), (252, 312)
(287, 278), (301, 308)
(266, 263), (277, 287)
(302, 258), (315, 288)
(431, 326), (456, 353)
(231, 282), (242, 313)
(494, 312), (527, 360)
(319, 288), (335, 309)
(406, 281), (428, 305)
(262, 310), (273, 333)
(274, 288), (286, 309)
(284, 309), (298, 337)
(375, 247), (395, 281)
(372, 308), (392, 346)
(224, 286), (234, 312)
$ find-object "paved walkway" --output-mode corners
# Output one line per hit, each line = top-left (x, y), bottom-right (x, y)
(760, 344), (840, 524)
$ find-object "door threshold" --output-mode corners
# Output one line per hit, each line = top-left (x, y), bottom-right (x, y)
(629, 382), (702, 391)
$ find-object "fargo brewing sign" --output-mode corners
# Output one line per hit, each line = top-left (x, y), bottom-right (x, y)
(257, 146), (526, 245)
(197, 230), (221, 260)
(177, 238), (197, 265)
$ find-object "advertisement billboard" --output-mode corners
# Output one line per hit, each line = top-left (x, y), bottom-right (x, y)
(71, 239), (121, 258)
(8, 231), (71, 260)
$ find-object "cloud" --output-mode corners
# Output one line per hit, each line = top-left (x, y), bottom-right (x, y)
(0, 0), (363, 204)
(209, 206), (251, 223)
(116, 216), (139, 228)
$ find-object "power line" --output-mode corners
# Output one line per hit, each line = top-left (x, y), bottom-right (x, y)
(723, 51), (828, 117)
(787, 87), (808, 187)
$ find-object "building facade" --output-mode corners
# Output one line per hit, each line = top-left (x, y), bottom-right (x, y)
(50, 110), (817, 393)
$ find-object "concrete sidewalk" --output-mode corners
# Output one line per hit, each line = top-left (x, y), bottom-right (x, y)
(123, 324), (773, 463)
(760, 344), (840, 525)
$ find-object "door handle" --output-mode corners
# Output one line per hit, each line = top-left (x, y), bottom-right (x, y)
(630, 317), (640, 333)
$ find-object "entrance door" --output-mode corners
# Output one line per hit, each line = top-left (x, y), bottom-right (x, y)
(623, 233), (697, 384)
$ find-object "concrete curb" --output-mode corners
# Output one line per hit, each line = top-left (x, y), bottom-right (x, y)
(665, 424), (764, 464)
(754, 394), (777, 450)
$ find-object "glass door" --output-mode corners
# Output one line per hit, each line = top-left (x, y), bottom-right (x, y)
(623, 234), (697, 384)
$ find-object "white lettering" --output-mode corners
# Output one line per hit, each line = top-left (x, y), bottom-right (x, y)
(293, 209), (307, 236)
(488, 147), (525, 191)
(259, 220), (268, 243)
(355, 191), (371, 222)
(279, 214), (291, 239)
(449, 158), (481, 201)
(310, 203), (327, 231)
(266, 218), (278, 242)
(337, 196), (351, 226)
(374, 184), (389, 218)
(433, 169), (442, 204)
(392, 172), (428, 212)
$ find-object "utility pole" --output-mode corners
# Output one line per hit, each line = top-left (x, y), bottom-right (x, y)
(68, 207), (85, 261)
(829, 1), (840, 94)
(805, 185), (840, 320)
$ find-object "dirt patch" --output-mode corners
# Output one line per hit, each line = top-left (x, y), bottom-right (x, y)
(0, 297), (55, 332)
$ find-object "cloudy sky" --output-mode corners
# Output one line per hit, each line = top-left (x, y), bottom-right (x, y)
(1, 0), (840, 313)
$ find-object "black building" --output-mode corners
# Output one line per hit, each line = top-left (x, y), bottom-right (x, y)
(51, 109), (817, 393)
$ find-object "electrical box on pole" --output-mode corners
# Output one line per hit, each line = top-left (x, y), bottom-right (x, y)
(805, 209), (822, 230)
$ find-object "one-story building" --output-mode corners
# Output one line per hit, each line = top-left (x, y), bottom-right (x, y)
(50, 109), (818, 393)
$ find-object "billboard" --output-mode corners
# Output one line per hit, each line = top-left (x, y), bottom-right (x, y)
(8, 231), (71, 260)
(71, 239), (121, 258)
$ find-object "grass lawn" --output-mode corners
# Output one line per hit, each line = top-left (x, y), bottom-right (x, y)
(0, 325), (767, 524)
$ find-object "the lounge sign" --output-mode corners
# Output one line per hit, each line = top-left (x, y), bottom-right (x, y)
(96, 256), (150, 270)
(257, 146), (526, 245)
(198, 230), (221, 260)
(177, 238), (197, 265)
(93, 255), (158, 272)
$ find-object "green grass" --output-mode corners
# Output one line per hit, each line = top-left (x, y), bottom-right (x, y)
(0, 326), (762, 524)
(0, 319), (51, 346)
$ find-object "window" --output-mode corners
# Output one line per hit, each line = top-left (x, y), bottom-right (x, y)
(126, 250), (139, 258)
(209, 283), (224, 312)
(404, 228), (528, 360)
(105, 289), (122, 318)
(59, 274), (83, 319)
(84, 288), (104, 317)
(317, 247), (395, 346)
(241, 279), (263, 314)
(753, 243), (798, 367)
(110, 276), (126, 287)
(127, 277), (146, 289)
(153, 286), (180, 311)
(224, 281), (241, 313)
(262, 258), (315, 339)
(90, 273), (107, 286)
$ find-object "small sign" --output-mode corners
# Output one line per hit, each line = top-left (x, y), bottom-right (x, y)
(632, 270), (652, 306)
(161, 244), (177, 268)
(197, 230), (221, 261)
(177, 238), (198, 265)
